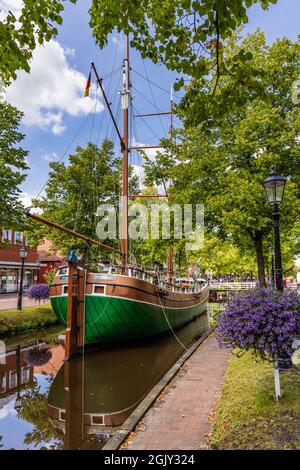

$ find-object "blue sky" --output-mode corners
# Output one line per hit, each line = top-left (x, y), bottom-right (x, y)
(2, 0), (300, 203)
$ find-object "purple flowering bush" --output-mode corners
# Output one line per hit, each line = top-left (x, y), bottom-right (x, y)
(216, 289), (300, 361)
(24, 346), (52, 366)
(27, 284), (50, 304)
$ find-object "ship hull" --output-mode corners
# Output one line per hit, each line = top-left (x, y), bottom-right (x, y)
(50, 272), (209, 345)
(50, 293), (208, 345)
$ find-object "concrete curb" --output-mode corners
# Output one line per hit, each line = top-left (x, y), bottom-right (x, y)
(103, 327), (215, 450)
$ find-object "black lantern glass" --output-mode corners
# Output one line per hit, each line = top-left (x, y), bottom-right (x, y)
(19, 247), (28, 259)
(263, 168), (286, 205)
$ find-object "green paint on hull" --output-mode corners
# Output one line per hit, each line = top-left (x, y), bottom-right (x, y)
(50, 295), (208, 344)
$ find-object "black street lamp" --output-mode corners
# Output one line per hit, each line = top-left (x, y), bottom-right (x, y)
(36, 259), (41, 284)
(17, 246), (28, 310)
(263, 168), (286, 291)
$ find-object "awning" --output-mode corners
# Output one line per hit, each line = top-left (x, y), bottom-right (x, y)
(0, 262), (47, 269)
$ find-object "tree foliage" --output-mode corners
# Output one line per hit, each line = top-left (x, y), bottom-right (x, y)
(31, 140), (138, 259)
(0, 101), (28, 226)
(0, 1), (278, 84)
(145, 32), (300, 283)
(90, 0), (277, 80)
(18, 378), (63, 449)
(0, 0), (76, 83)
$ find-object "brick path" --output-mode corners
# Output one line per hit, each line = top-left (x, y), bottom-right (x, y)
(124, 334), (229, 450)
(0, 293), (50, 310)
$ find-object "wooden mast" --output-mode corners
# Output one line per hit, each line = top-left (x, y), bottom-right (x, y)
(121, 35), (130, 269)
(167, 85), (174, 283)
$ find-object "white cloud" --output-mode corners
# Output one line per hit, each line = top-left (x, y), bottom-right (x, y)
(5, 39), (103, 135)
(0, 0), (22, 20)
(112, 34), (122, 46)
(19, 191), (43, 213)
(18, 191), (35, 208)
(131, 137), (165, 160)
(41, 151), (58, 162)
(132, 164), (146, 190)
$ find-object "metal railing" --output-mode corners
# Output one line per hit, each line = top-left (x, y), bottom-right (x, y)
(210, 281), (257, 291)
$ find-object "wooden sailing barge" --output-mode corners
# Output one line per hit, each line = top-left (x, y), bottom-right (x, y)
(28, 37), (209, 348)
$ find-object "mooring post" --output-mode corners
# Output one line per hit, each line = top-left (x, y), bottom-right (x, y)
(65, 249), (86, 361)
(65, 260), (79, 360)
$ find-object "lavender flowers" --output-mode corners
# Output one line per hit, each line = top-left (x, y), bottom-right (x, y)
(216, 289), (300, 361)
(27, 283), (50, 304)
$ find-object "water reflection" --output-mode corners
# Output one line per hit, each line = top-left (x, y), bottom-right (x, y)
(0, 313), (209, 450)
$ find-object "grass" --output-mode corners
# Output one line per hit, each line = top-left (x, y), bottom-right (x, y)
(211, 350), (300, 450)
(0, 304), (58, 337)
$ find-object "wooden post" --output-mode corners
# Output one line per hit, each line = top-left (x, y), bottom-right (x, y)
(167, 246), (174, 285)
(274, 360), (281, 400)
(65, 262), (86, 360)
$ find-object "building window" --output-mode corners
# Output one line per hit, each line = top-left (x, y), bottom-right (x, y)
(0, 269), (19, 293)
(2, 229), (12, 243)
(21, 367), (30, 384)
(14, 232), (23, 245)
(9, 370), (17, 389)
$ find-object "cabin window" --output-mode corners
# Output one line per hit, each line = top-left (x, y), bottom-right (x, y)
(57, 268), (68, 276)
(93, 285), (105, 295)
(62, 285), (68, 295)
(91, 415), (104, 425)
(59, 410), (66, 421)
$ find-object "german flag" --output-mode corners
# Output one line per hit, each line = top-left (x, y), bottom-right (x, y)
(84, 71), (91, 97)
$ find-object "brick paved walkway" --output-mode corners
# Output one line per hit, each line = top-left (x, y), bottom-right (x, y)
(0, 293), (50, 310)
(124, 334), (229, 450)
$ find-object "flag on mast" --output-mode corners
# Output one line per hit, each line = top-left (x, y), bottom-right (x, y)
(84, 71), (91, 97)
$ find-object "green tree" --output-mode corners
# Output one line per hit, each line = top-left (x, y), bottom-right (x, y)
(18, 378), (63, 449)
(0, 101), (28, 226)
(32, 139), (138, 260)
(90, 1), (277, 81)
(0, 0), (76, 83)
(145, 32), (300, 285)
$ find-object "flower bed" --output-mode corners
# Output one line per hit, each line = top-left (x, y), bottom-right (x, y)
(216, 289), (300, 361)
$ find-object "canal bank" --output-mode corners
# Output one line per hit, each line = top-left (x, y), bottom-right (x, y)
(0, 313), (210, 450)
(103, 332), (229, 451)
(0, 304), (57, 336)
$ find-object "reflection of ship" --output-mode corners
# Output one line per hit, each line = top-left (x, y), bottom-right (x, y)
(47, 315), (208, 449)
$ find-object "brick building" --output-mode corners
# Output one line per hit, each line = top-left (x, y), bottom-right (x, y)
(0, 228), (62, 293)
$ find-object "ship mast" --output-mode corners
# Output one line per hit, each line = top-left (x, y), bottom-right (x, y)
(120, 35), (130, 269)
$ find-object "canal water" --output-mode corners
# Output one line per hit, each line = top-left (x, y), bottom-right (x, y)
(0, 311), (213, 450)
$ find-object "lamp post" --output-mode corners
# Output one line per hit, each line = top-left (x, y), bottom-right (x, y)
(36, 259), (41, 284)
(17, 246), (28, 310)
(263, 168), (286, 292)
(269, 246), (275, 287)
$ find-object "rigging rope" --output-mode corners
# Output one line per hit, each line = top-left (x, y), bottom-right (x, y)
(141, 59), (168, 138)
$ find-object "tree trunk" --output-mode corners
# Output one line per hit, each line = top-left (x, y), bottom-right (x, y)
(253, 232), (266, 287)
